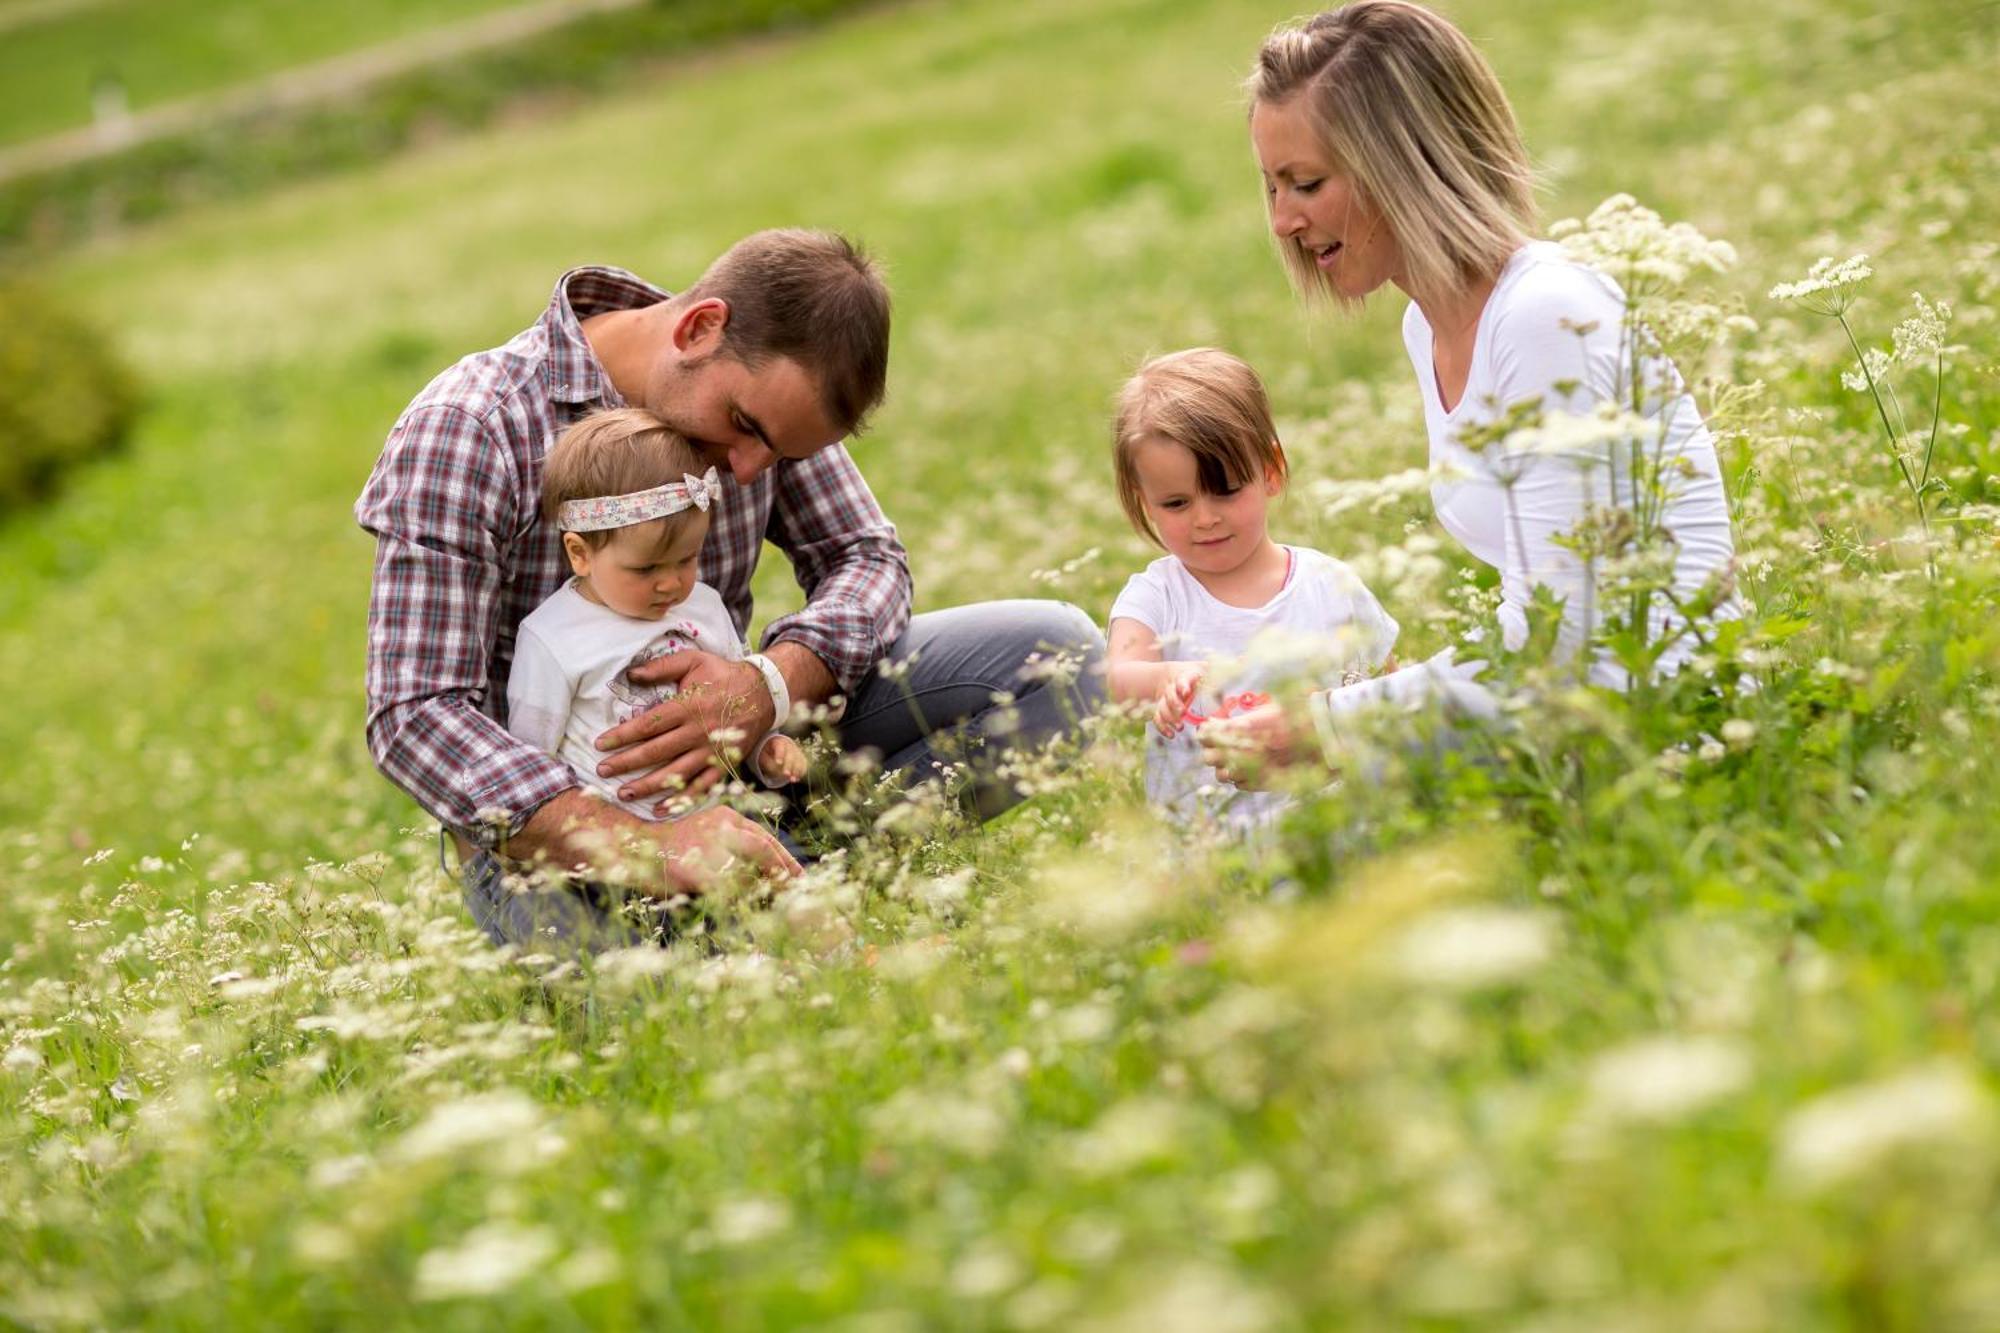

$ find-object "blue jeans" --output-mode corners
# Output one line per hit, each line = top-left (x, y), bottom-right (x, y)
(459, 599), (1105, 952)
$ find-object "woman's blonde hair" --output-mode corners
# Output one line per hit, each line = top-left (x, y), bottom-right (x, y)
(1247, 1), (1537, 310)
(1112, 348), (1287, 547)
(541, 407), (709, 551)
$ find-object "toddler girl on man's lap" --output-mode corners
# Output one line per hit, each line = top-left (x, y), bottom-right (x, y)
(506, 408), (805, 822)
(1105, 349), (1397, 831)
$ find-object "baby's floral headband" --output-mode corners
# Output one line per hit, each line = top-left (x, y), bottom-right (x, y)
(557, 468), (723, 532)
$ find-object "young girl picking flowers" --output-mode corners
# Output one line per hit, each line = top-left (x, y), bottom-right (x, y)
(506, 408), (806, 822)
(1105, 348), (1397, 830)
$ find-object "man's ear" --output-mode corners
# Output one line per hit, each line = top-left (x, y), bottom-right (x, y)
(670, 297), (730, 358)
(560, 531), (593, 578)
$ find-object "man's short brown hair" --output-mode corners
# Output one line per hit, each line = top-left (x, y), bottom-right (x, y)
(684, 228), (891, 436)
(541, 408), (709, 550)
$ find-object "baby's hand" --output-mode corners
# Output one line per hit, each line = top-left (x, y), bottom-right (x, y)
(755, 735), (810, 786)
(1153, 663), (1206, 739)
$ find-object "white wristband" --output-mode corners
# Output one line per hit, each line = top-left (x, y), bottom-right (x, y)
(743, 652), (791, 732)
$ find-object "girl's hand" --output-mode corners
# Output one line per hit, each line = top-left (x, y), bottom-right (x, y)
(1199, 701), (1304, 789)
(1153, 663), (1206, 738)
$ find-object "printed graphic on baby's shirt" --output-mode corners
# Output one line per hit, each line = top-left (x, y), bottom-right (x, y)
(605, 627), (700, 723)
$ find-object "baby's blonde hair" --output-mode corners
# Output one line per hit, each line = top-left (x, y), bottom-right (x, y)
(541, 408), (709, 550)
(1112, 348), (1287, 547)
(1247, 1), (1537, 311)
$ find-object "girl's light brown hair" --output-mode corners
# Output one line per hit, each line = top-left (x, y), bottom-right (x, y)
(541, 408), (710, 550)
(1247, 1), (1537, 311)
(1113, 348), (1287, 547)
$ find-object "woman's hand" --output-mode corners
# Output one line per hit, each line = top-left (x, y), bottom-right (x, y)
(1153, 662), (1207, 738)
(1199, 700), (1307, 789)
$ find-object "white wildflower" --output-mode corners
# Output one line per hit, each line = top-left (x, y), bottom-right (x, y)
(951, 1245), (1026, 1299)
(1768, 254), (1873, 313)
(1840, 346), (1893, 393)
(1063, 1096), (1192, 1177)
(915, 867), (975, 914)
(293, 1222), (356, 1267)
(1776, 1063), (1990, 1190)
(1087, 1262), (1281, 1333)
(710, 1196), (791, 1247)
(393, 1089), (545, 1164)
(1391, 907), (1554, 990)
(1504, 404), (1657, 460)
(554, 1247), (621, 1292)
(4, 1044), (44, 1073)
(1053, 1001), (1116, 1044)
(1310, 466), (1440, 519)
(308, 1154), (372, 1190)
(870, 1084), (1013, 1158)
(413, 1223), (557, 1300)
(1585, 1035), (1752, 1123)
(1720, 719), (1758, 749)
(1550, 194), (1736, 291)
(1892, 292), (1951, 361)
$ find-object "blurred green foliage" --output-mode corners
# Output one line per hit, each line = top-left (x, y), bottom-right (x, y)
(0, 282), (138, 512)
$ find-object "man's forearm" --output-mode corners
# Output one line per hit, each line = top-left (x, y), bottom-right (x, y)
(504, 788), (655, 879)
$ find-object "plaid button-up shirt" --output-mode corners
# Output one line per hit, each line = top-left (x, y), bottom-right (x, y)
(355, 266), (912, 847)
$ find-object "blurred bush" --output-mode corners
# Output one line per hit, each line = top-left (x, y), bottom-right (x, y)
(0, 281), (139, 511)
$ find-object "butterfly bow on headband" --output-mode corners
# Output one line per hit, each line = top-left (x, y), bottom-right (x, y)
(557, 468), (724, 532)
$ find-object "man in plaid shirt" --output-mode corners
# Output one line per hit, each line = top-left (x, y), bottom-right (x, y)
(357, 230), (1104, 949)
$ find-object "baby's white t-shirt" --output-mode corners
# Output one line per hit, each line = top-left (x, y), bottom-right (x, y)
(505, 579), (772, 822)
(1109, 546), (1398, 831)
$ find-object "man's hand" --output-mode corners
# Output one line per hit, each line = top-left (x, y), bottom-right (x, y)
(1198, 700), (1306, 790)
(650, 804), (801, 896)
(510, 788), (800, 896)
(595, 650), (777, 814)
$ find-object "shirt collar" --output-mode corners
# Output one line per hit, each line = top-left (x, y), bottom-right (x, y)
(542, 265), (675, 406)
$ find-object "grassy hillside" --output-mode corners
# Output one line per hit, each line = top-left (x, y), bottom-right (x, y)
(2, 0), (1998, 1324)
(0, 0), (529, 146)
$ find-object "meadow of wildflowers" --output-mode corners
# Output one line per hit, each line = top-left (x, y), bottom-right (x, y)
(3, 0), (1999, 1325)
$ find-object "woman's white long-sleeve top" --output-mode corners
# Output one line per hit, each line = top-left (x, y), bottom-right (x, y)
(1404, 241), (1737, 686)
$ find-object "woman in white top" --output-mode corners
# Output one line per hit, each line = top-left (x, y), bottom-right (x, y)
(1209, 0), (1737, 772)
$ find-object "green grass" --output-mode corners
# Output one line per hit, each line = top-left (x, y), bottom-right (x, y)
(0, 0), (530, 146)
(3, 0), (1999, 1324)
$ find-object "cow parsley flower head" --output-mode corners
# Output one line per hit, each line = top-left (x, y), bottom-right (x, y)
(1840, 347), (1894, 393)
(414, 1223), (558, 1300)
(1391, 907), (1554, 990)
(1586, 1034), (1752, 1124)
(1892, 292), (1952, 361)
(1769, 254), (1873, 314)
(1550, 194), (1737, 293)
(1775, 1062), (1990, 1190)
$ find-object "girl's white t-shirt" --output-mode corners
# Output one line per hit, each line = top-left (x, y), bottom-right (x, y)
(1404, 241), (1737, 685)
(1110, 545), (1398, 830)
(505, 579), (758, 822)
